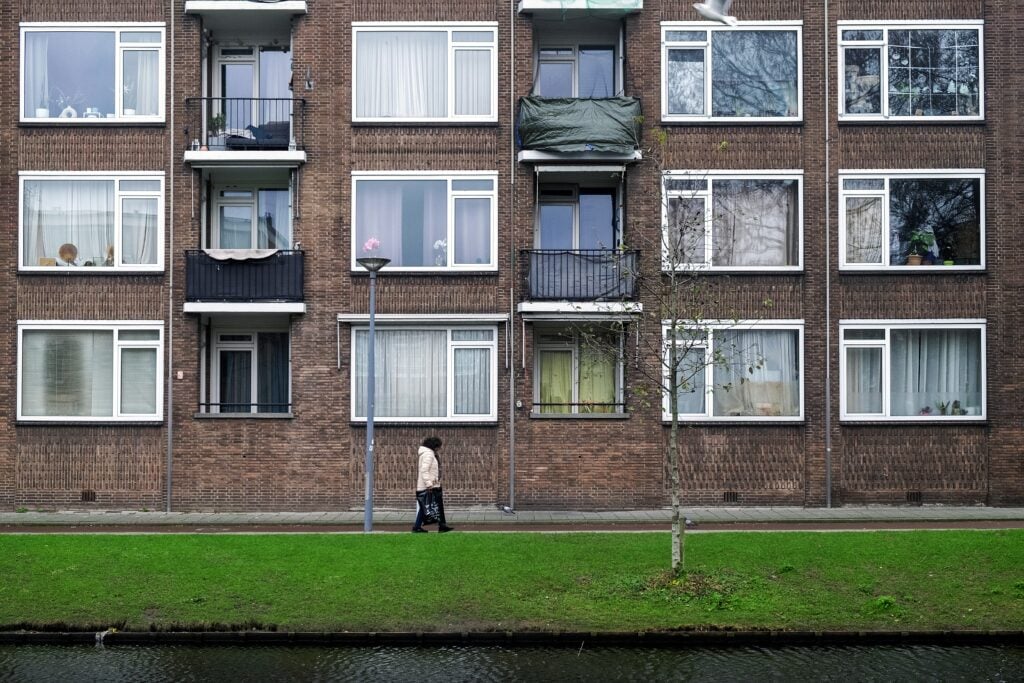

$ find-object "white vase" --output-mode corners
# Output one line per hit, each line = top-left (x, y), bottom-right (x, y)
(34, 107), (50, 118)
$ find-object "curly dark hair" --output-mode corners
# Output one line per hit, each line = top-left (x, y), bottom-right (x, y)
(422, 436), (443, 450)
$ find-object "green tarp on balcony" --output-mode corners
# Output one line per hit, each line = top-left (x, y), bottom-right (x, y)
(518, 97), (642, 155)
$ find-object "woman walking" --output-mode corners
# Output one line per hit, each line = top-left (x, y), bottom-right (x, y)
(412, 436), (453, 533)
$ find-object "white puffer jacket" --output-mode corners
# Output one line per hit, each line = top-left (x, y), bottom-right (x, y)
(416, 446), (439, 491)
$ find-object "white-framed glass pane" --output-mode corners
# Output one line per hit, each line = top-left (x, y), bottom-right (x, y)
(24, 32), (116, 119)
(454, 49), (491, 116)
(120, 180), (161, 192)
(538, 204), (574, 250)
(453, 31), (493, 43)
(355, 180), (446, 267)
(452, 330), (493, 342)
(666, 48), (704, 115)
(22, 179), (115, 268)
(537, 61), (574, 98)
(578, 191), (615, 250)
(122, 50), (159, 116)
(845, 346), (883, 414)
(21, 330), (114, 417)
(452, 179), (493, 191)
(454, 348), (490, 414)
(256, 332), (289, 414)
(121, 197), (158, 265)
(257, 189), (291, 249)
(711, 31), (798, 117)
(454, 197), (491, 265)
(712, 329), (800, 417)
(844, 178), (885, 191)
(674, 346), (706, 415)
(120, 347), (157, 414)
(219, 349), (252, 413)
(889, 178), (981, 265)
(578, 46), (614, 98)
(354, 329), (447, 418)
(578, 343), (616, 413)
(844, 196), (884, 265)
(666, 31), (707, 42)
(355, 31), (447, 118)
(538, 349), (572, 414)
(711, 179), (799, 267)
(668, 196), (706, 265)
(887, 29), (980, 117)
(218, 205), (253, 249)
(844, 47), (881, 114)
(121, 32), (161, 43)
(889, 329), (982, 417)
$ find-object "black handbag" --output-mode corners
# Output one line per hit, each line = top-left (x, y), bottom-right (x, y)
(417, 488), (440, 525)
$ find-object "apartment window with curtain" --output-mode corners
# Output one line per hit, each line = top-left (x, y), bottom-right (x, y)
(17, 322), (163, 422)
(210, 187), (291, 249)
(21, 24), (165, 122)
(352, 24), (497, 122)
(352, 327), (497, 422)
(841, 322), (985, 420)
(661, 22), (802, 122)
(207, 331), (290, 415)
(663, 172), (802, 270)
(534, 327), (624, 416)
(839, 171), (983, 270)
(663, 322), (803, 421)
(20, 173), (164, 272)
(839, 22), (982, 121)
(352, 173), (497, 271)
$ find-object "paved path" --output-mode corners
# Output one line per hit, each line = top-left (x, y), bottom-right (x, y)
(2, 505), (1023, 530)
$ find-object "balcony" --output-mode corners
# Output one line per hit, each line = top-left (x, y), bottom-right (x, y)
(521, 249), (639, 301)
(518, 0), (642, 14)
(185, 0), (307, 29)
(518, 96), (642, 163)
(184, 97), (307, 167)
(184, 250), (305, 313)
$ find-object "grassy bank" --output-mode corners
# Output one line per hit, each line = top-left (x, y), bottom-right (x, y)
(2, 531), (1023, 633)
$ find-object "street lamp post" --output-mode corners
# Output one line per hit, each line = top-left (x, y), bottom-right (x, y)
(356, 256), (389, 532)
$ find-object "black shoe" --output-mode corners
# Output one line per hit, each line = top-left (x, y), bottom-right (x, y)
(438, 525), (454, 533)
(412, 528), (428, 533)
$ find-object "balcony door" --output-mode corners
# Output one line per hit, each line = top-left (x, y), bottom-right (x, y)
(211, 188), (291, 250)
(213, 46), (292, 135)
(537, 186), (617, 250)
(211, 331), (290, 414)
(535, 46), (616, 98)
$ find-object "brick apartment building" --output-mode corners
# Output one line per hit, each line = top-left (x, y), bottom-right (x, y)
(1, 0), (1021, 512)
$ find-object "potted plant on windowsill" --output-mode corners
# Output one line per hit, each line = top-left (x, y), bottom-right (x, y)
(938, 240), (955, 266)
(906, 229), (935, 266)
(207, 113), (227, 149)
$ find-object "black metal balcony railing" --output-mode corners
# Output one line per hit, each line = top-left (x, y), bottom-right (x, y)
(185, 97), (306, 151)
(517, 96), (642, 154)
(533, 402), (627, 414)
(521, 249), (639, 301)
(198, 402), (292, 414)
(185, 250), (304, 302)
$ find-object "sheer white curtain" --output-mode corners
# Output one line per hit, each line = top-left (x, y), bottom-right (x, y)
(454, 348), (489, 414)
(22, 330), (113, 417)
(713, 329), (799, 416)
(124, 50), (158, 115)
(120, 348), (157, 414)
(454, 198), (490, 265)
(712, 180), (798, 267)
(355, 329), (447, 418)
(845, 346), (883, 413)
(121, 198), (158, 265)
(356, 180), (445, 266)
(24, 180), (114, 267)
(24, 34), (49, 117)
(890, 330), (982, 416)
(454, 49), (490, 116)
(845, 196), (883, 264)
(356, 31), (446, 118)
(356, 181), (403, 262)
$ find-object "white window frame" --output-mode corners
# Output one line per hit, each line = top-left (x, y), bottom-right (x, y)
(209, 185), (292, 250)
(662, 170), (803, 272)
(660, 21), (803, 123)
(350, 171), (498, 272)
(18, 171), (165, 273)
(662, 320), (805, 422)
(535, 44), (619, 98)
(17, 320), (164, 422)
(838, 169), (985, 271)
(839, 319), (986, 421)
(20, 23), (166, 124)
(837, 21), (984, 122)
(349, 325), (499, 423)
(535, 184), (621, 249)
(533, 326), (625, 415)
(209, 329), (292, 415)
(351, 22), (498, 124)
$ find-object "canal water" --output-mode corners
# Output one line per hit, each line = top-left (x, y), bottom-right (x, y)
(2, 644), (1023, 682)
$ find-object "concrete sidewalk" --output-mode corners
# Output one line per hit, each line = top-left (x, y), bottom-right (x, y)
(2, 505), (1024, 527)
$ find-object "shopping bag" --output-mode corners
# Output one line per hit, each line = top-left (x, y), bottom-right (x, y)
(416, 489), (440, 525)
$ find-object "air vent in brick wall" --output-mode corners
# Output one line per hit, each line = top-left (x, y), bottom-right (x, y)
(81, 490), (96, 503)
(723, 491), (739, 504)
(906, 491), (923, 505)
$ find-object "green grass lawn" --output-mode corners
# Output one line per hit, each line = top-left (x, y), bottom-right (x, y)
(2, 531), (1022, 633)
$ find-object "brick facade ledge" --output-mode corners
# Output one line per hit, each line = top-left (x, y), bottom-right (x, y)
(529, 412), (629, 420)
(193, 413), (294, 420)
(349, 422), (498, 428)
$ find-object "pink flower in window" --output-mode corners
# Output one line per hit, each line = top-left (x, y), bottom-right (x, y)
(363, 237), (381, 254)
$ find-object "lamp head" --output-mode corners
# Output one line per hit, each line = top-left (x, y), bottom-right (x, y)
(356, 256), (390, 273)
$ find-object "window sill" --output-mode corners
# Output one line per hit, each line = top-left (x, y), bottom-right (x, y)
(530, 412), (629, 420)
(350, 269), (498, 277)
(350, 421), (498, 427)
(660, 118), (803, 127)
(19, 120), (166, 128)
(837, 117), (984, 126)
(840, 418), (986, 425)
(16, 420), (164, 427)
(662, 419), (804, 426)
(194, 412), (294, 419)
(351, 120), (499, 128)
(839, 266), (985, 274)
(19, 268), (165, 276)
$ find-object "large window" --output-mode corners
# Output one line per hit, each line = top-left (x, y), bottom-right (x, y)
(206, 330), (290, 415)
(21, 24), (165, 123)
(840, 321), (985, 420)
(352, 173), (497, 271)
(663, 172), (802, 270)
(662, 23), (801, 122)
(839, 171), (983, 270)
(353, 24), (497, 123)
(210, 187), (291, 249)
(18, 322), (163, 422)
(352, 327), (497, 422)
(535, 45), (616, 98)
(663, 322), (803, 421)
(839, 23), (982, 121)
(534, 326), (623, 415)
(20, 173), (164, 272)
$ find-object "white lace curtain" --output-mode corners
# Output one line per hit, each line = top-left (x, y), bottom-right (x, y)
(713, 329), (800, 417)
(712, 180), (798, 267)
(355, 330), (447, 418)
(23, 180), (114, 267)
(889, 330), (981, 416)
(123, 50), (159, 116)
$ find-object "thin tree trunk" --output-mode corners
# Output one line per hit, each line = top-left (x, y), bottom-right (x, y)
(668, 338), (684, 572)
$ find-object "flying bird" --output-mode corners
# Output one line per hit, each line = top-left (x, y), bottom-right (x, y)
(693, 0), (738, 26)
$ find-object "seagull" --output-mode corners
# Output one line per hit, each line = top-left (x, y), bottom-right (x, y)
(500, 505), (516, 515)
(693, 0), (738, 26)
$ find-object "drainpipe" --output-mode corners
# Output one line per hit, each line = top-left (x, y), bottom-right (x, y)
(823, 0), (833, 508)
(508, 0), (517, 511)
(165, 0), (177, 512)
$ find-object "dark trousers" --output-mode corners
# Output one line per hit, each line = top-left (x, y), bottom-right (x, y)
(413, 487), (447, 529)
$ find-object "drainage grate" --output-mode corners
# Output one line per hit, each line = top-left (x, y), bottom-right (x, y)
(906, 491), (923, 505)
(81, 489), (97, 503)
(723, 491), (739, 503)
